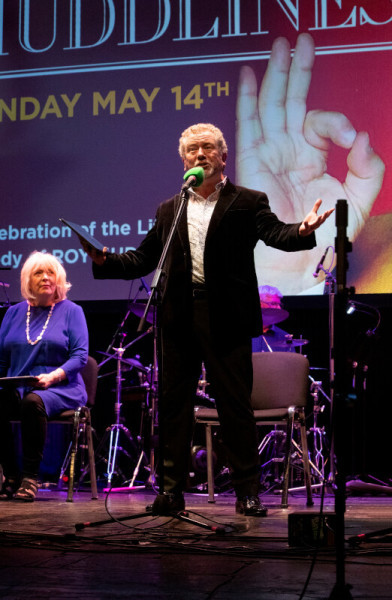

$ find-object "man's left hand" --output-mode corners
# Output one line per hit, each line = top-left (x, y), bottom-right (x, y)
(299, 199), (334, 236)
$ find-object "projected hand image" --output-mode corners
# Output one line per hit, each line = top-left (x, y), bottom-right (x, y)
(236, 33), (385, 294)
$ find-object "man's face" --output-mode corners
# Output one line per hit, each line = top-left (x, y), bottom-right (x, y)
(182, 131), (227, 181)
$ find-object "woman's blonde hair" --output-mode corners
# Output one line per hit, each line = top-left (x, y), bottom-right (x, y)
(20, 251), (71, 304)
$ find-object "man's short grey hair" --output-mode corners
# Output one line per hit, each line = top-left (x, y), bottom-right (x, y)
(178, 123), (228, 159)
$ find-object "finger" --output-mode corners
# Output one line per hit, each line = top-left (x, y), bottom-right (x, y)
(304, 110), (357, 151)
(312, 208), (334, 227)
(312, 198), (323, 214)
(236, 65), (264, 153)
(345, 132), (385, 219)
(258, 36), (291, 138)
(315, 210), (334, 228)
(323, 208), (335, 220)
(286, 33), (315, 133)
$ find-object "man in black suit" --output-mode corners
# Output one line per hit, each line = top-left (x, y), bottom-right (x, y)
(81, 123), (332, 516)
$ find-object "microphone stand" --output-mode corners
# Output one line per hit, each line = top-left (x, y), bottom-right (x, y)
(328, 199), (353, 599)
(136, 187), (191, 495)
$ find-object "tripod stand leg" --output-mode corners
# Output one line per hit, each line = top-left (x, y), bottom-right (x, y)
(128, 450), (147, 489)
(107, 427), (120, 484)
(75, 504), (233, 535)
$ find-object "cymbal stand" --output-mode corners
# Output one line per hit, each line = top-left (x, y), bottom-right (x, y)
(308, 378), (330, 482)
(96, 333), (149, 490)
(118, 328), (155, 490)
(145, 316), (159, 490)
(317, 253), (336, 484)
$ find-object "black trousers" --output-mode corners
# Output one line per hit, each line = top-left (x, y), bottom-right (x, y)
(160, 295), (260, 497)
(0, 389), (48, 480)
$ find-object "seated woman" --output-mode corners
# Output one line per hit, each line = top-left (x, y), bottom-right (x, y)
(0, 251), (88, 501)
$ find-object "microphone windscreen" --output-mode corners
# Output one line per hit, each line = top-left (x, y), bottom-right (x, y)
(183, 166), (204, 187)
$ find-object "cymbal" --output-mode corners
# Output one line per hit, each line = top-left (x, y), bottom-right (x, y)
(273, 338), (309, 349)
(262, 308), (289, 327)
(96, 350), (149, 373)
(129, 302), (155, 324)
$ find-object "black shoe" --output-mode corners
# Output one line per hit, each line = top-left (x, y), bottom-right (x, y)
(151, 492), (185, 516)
(235, 495), (268, 517)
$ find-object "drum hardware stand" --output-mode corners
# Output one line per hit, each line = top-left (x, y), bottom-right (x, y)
(195, 362), (215, 407)
(197, 362), (209, 398)
(263, 429), (325, 496)
(314, 250), (337, 485)
(272, 381), (328, 495)
(95, 331), (151, 491)
(145, 322), (159, 490)
(308, 379), (330, 482)
(258, 427), (286, 490)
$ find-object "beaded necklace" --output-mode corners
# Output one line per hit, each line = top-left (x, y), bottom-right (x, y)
(26, 302), (55, 346)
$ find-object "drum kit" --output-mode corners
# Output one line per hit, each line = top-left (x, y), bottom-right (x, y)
(93, 301), (331, 494)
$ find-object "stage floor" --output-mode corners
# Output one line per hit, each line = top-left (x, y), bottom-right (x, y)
(1, 485), (392, 599)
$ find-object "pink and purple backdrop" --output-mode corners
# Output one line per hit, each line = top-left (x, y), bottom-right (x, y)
(0, 0), (390, 301)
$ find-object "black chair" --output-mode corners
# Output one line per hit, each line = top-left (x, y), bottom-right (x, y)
(194, 352), (314, 508)
(52, 356), (98, 502)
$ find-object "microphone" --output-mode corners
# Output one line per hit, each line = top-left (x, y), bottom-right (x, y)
(182, 166), (204, 191)
(312, 248), (328, 278)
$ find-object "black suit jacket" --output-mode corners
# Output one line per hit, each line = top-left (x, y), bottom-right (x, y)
(93, 179), (316, 340)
